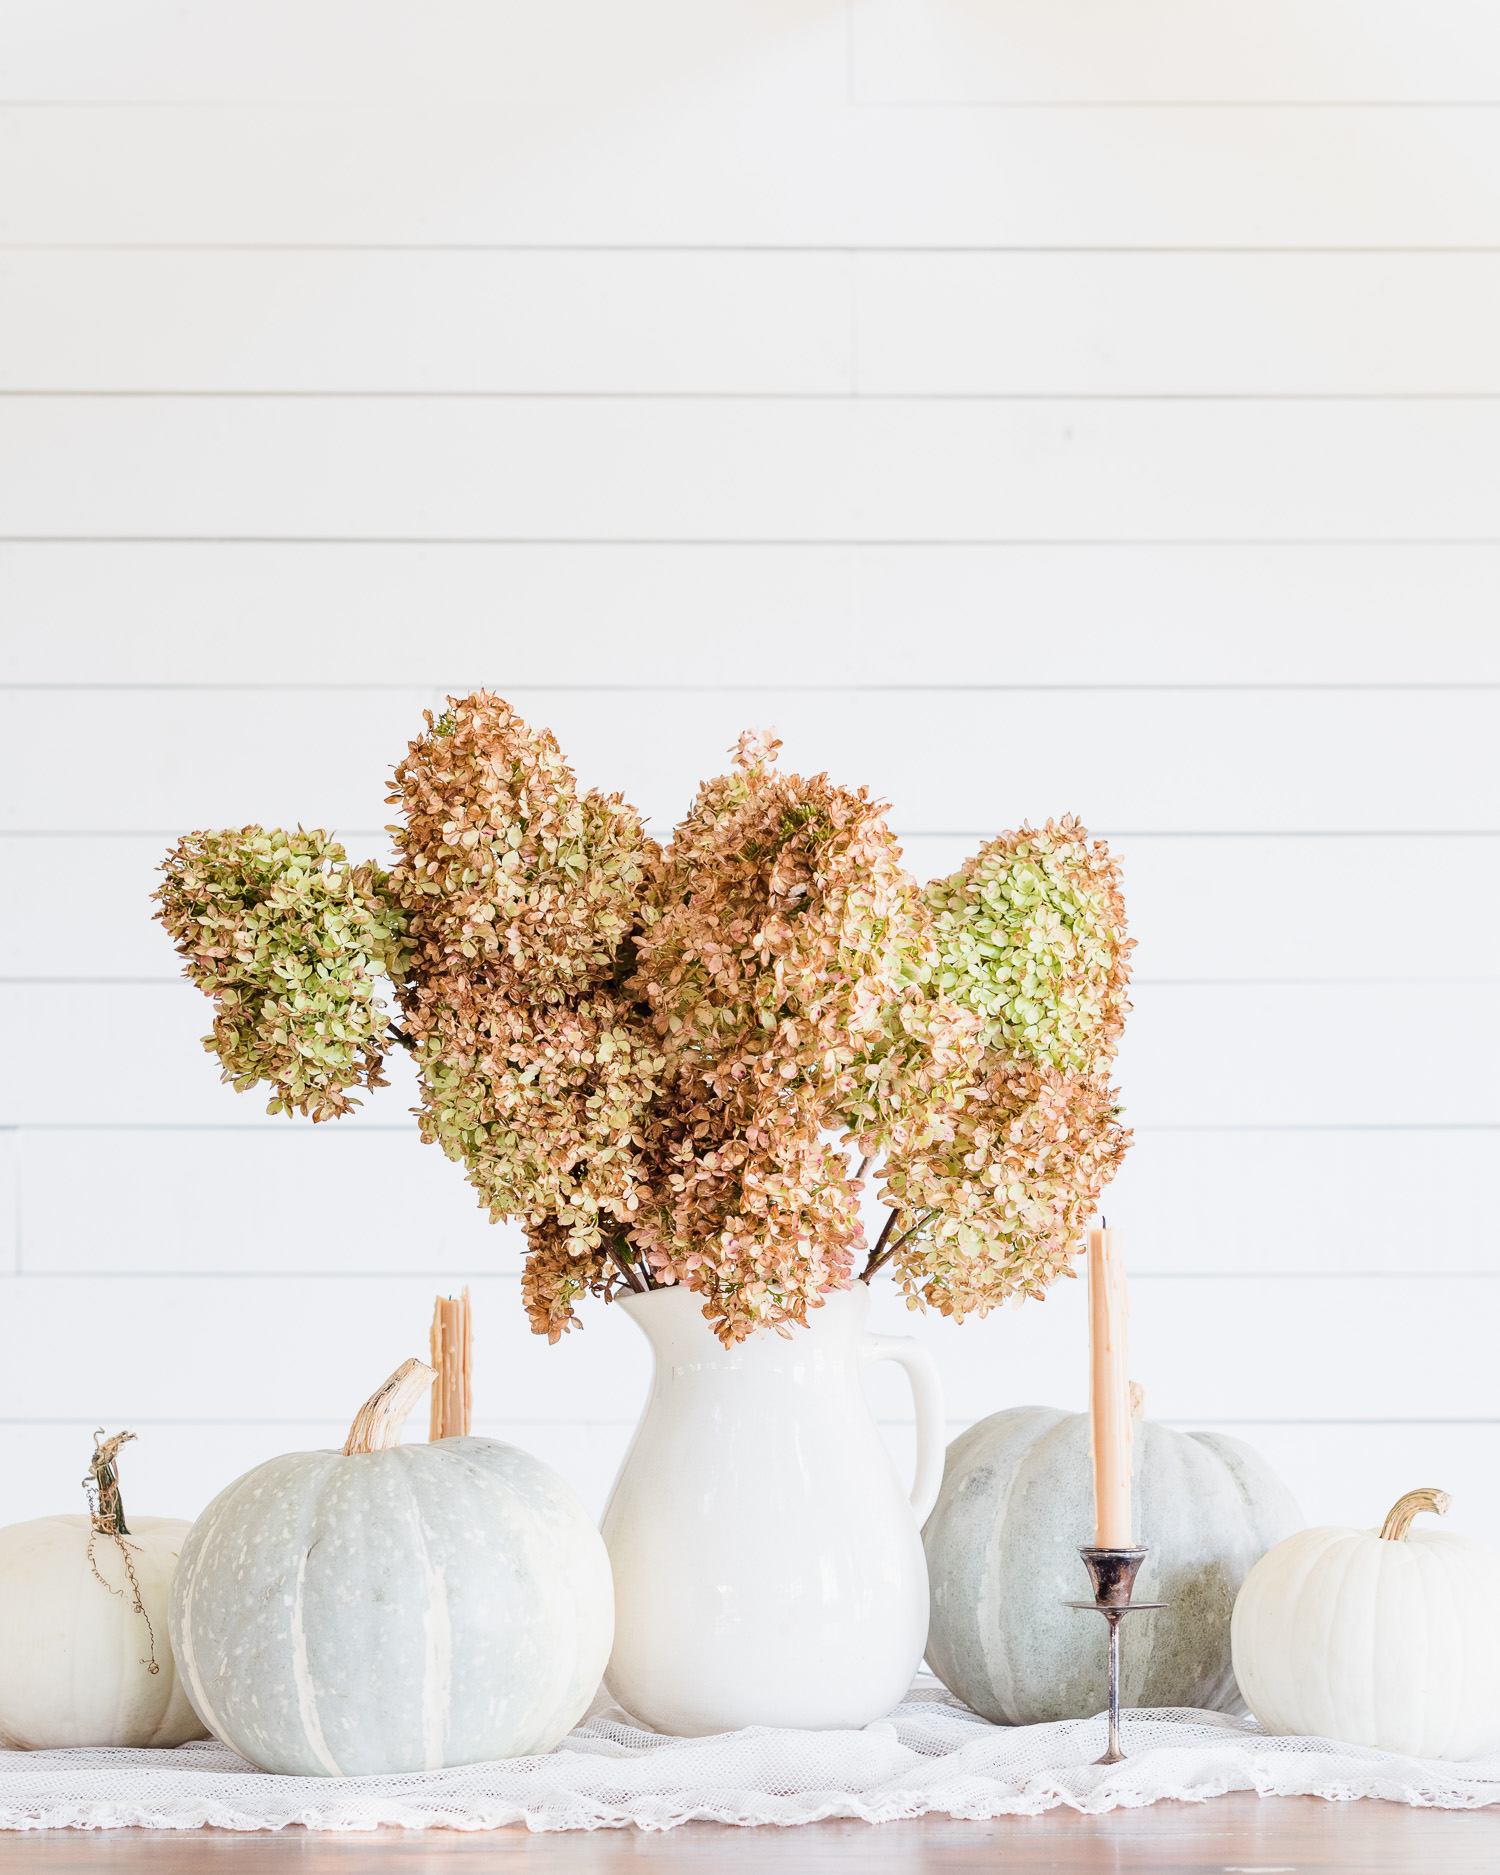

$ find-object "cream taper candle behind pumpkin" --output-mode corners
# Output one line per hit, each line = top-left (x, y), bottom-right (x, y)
(1088, 1225), (1132, 1547)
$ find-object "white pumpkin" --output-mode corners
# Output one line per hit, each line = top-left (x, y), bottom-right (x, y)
(169, 1359), (614, 1776)
(0, 1432), (207, 1749)
(1231, 1487), (1500, 1759)
(923, 1404), (1303, 1723)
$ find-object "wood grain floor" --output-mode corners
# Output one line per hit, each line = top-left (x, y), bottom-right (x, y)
(4, 1797), (1499, 1873)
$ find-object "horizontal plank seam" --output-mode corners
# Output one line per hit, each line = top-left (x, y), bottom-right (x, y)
(11, 243), (1500, 255)
(14, 98), (1500, 110)
(11, 536), (1500, 548)
(853, 99), (1500, 111)
(7, 681), (1500, 694)
(4, 1269), (1496, 1281)
(35, 974), (1488, 996)
(9, 1121), (1498, 1133)
(6, 829), (1499, 842)
(17, 532), (1500, 548)
(1, 1414), (1495, 1428)
(12, 390), (1500, 404)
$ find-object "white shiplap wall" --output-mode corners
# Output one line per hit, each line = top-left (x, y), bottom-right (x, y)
(2, 1), (1498, 1548)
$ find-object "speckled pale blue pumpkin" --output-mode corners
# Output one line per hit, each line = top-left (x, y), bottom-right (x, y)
(922, 1406), (1303, 1724)
(169, 1436), (613, 1776)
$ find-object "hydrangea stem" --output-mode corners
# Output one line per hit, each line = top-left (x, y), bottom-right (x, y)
(607, 1238), (651, 1294)
(861, 1208), (934, 1283)
(860, 1208), (901, 1282)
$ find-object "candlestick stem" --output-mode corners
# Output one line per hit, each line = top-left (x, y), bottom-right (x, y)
(1102, 1610), (1124, 1763)
(1065, 1545), (1168, 1766)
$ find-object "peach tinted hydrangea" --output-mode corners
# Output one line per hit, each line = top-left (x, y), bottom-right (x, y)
(633, 731), (976, 1160)
(156, 700), (1133, 1344)
(623, 731), (980, 1342)
(382, 694), (664, 1329)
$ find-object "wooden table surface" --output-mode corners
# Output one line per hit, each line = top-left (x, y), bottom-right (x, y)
(5, 1797), (1498, 1873)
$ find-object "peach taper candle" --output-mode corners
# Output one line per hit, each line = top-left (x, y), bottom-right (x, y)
(429, 1287), (473, 1441)
(1088, 1225), (1133, 1547)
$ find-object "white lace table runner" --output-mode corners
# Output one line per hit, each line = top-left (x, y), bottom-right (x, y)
(4, 1683), (1498, 1833)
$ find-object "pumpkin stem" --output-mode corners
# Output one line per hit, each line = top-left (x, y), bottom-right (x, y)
(1378, 1487), (1452, 1541)
(84, 1428), (136, 1536)
(82, 1429), (161, 1675)
(343, 1358), (436, 1456)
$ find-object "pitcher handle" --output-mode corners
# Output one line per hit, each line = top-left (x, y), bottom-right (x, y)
(862, 1332), (946, 1526)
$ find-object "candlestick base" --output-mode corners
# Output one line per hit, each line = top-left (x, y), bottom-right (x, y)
(1064, 1546), (1169, 1765)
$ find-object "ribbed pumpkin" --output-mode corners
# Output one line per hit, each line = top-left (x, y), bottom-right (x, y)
(923, 1403), (1302, 1722)
(0, 1432), (206, 1750)
(169, 1360), (613, 1775)
(1231, 1488), (1500, 1758)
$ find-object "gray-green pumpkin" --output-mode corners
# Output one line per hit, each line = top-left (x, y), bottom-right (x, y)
(169, 1361), (614, 1776)
(922, 1405), (1302, 1723)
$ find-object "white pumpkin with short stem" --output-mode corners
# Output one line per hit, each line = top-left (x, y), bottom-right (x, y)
(0, 1431), (207, 1749)
(1231, 1488), (1500, 1759)
(169, 1359), (614, 1776)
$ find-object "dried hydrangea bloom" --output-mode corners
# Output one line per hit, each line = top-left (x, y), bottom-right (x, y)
(875, 817), (1134, 1313)
(384, 694), (664, 1330)
(156, 699), (1137, 1347)
(520, 1216), (621, 1346)
(418, 994), (663, 1246)
(927, 817), (1133, 1076)
(633, 730), (977, 1163)
(154, 826), (410, 1121)
(629, 1078), (868, 1344)
(385, 691), (651, 1003)
(882, 1061), (1131, 1319)
(622, 730), (985, 1335)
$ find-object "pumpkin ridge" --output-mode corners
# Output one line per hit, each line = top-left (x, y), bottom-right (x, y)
(393, 1448), (453, 1774)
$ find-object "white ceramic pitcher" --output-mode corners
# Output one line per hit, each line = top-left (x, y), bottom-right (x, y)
(599, 1282), (946, 1736)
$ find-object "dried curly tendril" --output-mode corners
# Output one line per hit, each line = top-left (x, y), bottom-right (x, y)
(877, 818), (1135, 1321)
(384, 692), (664, 1337)
(154, 826), (411, 1121)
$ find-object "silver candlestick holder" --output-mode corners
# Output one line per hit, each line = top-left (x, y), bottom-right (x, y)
(1064, 1546), (1168, 1764)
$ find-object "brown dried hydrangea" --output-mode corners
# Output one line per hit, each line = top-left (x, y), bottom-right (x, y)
(626, 1078), (870, 1345)
(383, 694), (663, 1320)
(633, 731), (976, 1157)
(157, 702), (1134, 1344)
(881, 1062), (1130, 1320)
(154, 827), (410, 1121)
(621, 730), (979, 1341)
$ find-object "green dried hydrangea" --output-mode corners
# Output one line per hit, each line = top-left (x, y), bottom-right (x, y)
(875, 816), (1134, 1318)
(154, 827), (411, 1121)
(926, 816), (1131, 1076)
